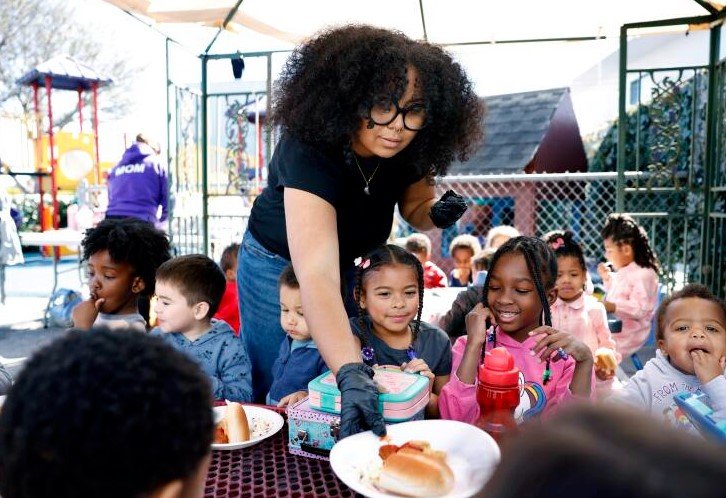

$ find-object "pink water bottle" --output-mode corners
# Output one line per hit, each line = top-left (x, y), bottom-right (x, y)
(475, 347), (520, 443)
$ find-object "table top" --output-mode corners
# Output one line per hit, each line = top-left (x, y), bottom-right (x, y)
(204, 417), (362, 498)
(18, 229), (84, 247)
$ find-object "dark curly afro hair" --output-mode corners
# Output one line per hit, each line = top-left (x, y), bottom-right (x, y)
(272, 24), (484, 178)
(0, 328), (214, 498)
(81, 217), (171, 297)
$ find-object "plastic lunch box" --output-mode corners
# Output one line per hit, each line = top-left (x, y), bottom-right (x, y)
(286, 368), (430, 460)
(308, 368), (430, 421)
(287, 397), (342, 460)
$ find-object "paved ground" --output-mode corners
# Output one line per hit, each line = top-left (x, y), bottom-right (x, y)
(0, 256), (82, 378)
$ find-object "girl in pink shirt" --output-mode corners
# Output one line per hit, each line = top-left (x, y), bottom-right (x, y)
(546, 230), (619, 396)
(439, 236), (594, 425)
(597, 214), (660, 359)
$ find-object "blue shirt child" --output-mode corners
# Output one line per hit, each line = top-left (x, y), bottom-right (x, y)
(267, 337), (329, 406)
(152, 319), (252, 402)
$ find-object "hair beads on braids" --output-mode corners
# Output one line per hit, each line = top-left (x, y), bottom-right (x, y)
(480, 236), (558, 384)
(353, 244), (425, 366)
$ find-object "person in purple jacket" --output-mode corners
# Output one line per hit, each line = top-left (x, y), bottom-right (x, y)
(105, 133), (168, 226)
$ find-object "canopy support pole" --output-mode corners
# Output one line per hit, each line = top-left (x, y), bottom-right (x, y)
(418, 0), (428, 41)
(92, 82), (100, 184)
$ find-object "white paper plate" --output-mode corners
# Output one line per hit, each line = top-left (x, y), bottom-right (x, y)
(212, 405), (284, 450)
(330, 419), (500, 498)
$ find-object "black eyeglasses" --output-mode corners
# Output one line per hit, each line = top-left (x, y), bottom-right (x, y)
(368, 97), (428, 131)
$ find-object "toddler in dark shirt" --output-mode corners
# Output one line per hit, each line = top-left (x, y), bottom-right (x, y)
(267, 264), (329, 407)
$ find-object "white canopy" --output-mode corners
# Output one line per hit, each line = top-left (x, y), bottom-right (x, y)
(102, 0), (719, 55)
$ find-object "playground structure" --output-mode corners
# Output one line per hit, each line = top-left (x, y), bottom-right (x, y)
(16, 55), (112, 233)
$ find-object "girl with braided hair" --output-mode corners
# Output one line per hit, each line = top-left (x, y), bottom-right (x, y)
(439, 236), (594, 425)
(350, 244), (452, 418)
(597, 214), (660, 358)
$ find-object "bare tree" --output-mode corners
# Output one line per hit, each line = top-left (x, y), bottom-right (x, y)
(0, 0), (140, 127)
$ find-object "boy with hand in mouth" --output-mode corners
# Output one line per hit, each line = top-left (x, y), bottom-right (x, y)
(616, 284), (726, 433)
(72, 218), (171, 331)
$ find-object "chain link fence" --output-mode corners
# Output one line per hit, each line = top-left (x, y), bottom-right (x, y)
(184, 170), (705, 294)
(395, 171), (701, 292)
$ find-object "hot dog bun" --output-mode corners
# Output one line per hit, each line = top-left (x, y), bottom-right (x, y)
(377, 451), (454, 497)
(224, 402), (250, 443)
(594, 347), (618, 373)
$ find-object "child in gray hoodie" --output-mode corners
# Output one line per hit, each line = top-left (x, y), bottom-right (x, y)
(616, 284), (726, 434)
(151, 254), (252, 402)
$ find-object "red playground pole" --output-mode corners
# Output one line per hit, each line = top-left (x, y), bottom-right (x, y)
(44, 75), (59, 231)
(33, 82), (45, 232)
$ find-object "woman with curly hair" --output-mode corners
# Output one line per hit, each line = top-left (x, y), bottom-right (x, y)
(237, 24), (484, 436)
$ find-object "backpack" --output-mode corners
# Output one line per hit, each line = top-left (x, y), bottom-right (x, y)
(47, 288), (83, 328)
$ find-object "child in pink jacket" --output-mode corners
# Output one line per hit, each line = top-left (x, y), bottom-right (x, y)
(546, 230), (619, 397)
(439, 236), (594, 424)
(597, 214), (660, 359)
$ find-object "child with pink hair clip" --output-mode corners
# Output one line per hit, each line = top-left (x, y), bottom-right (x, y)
(545, 230), (619, 397)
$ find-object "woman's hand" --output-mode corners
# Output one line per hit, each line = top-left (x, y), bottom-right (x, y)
(401, 358), (435, 391)
(528, 326), (593, 365)
(71, 296), (105, 329)
(429, 190), (468, 229)
(337, 363), (386, 438)
(465, 303), (495, 348)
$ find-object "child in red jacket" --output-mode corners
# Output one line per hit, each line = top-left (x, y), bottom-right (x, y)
(214, 243), (241, 335)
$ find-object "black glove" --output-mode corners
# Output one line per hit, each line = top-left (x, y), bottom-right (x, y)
(429, 190), (468, 229)
(337, 363), (386, 438)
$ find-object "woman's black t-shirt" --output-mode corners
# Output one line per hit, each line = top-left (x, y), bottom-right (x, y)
(248, 134), (424, 267)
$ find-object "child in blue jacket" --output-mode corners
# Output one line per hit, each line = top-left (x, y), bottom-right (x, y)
(152, 254), (251, 402)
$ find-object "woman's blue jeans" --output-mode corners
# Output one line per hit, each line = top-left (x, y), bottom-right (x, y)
(237, 230), (360, 403)
(237, 231), (289, 403)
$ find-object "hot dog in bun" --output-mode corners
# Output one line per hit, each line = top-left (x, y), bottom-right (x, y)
(213, 402), (250, 444)
(375, 441), (454, 497)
